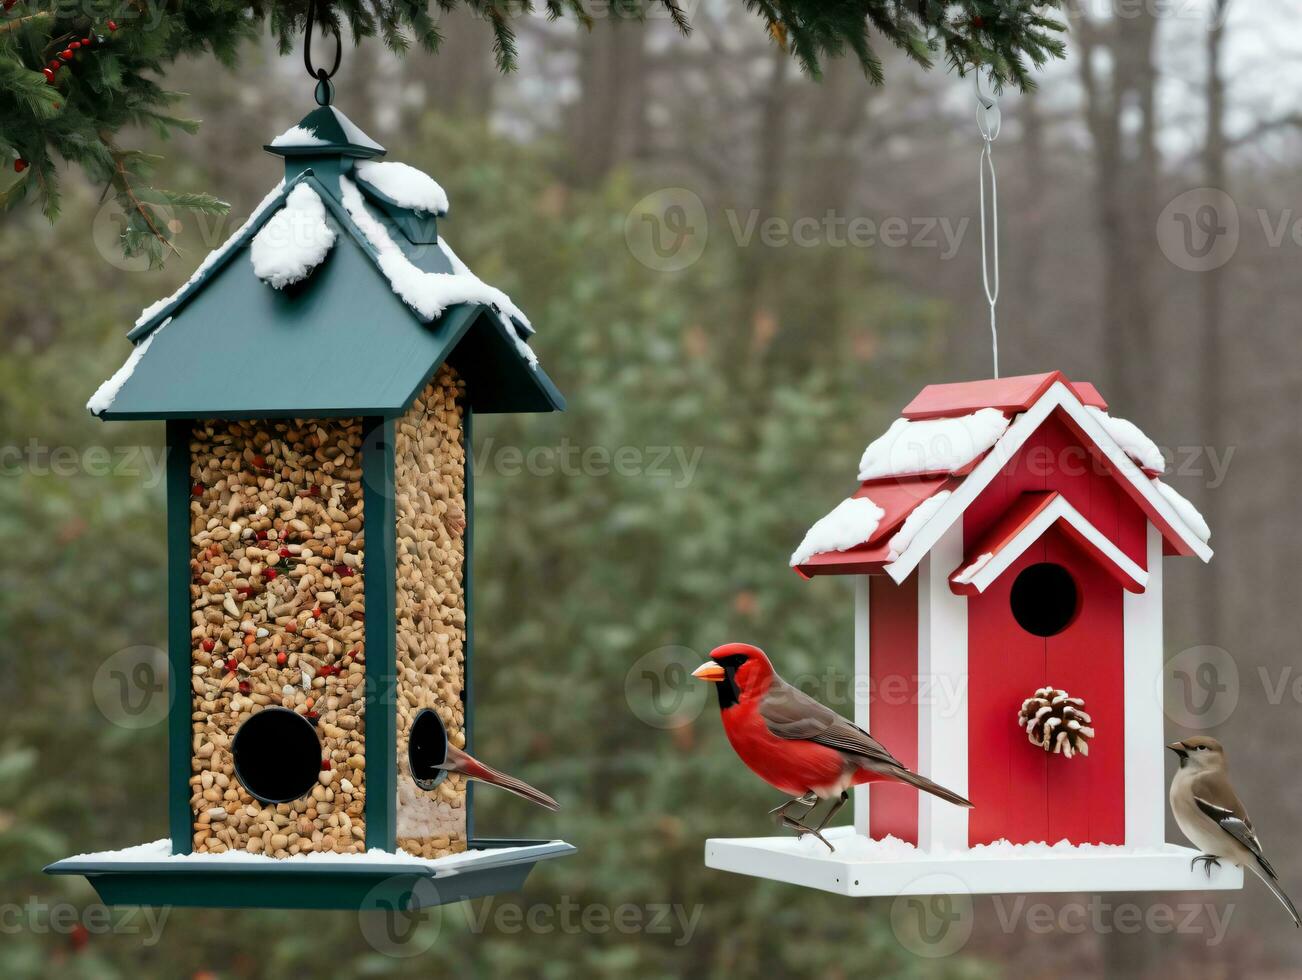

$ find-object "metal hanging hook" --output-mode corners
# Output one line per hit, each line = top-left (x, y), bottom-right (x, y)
(304, 0), (343, 105)
(974, 66), (1001, 379)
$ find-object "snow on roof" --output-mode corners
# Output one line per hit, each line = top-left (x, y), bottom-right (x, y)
(86, 319), (167, 416)
(250, 183), (337, 289)
(1154, 480), (1210, 542)
(1086, 406), (1165, 474)
(793, 374), (1211, 574)
(269, 124), (328, 148)
(790, 496), (885, 567)
(356, 160), (449, 216)
(886, 490), (952, 561)
(131, 180), (286, 331)
(857, 408), (1010, 481)
(338, 176), (539, 368)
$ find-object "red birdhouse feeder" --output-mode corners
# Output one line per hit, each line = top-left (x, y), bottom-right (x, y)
(706, 372), (1244, 896)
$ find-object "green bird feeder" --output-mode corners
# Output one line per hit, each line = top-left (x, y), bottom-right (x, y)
(45, 97), (574, 911)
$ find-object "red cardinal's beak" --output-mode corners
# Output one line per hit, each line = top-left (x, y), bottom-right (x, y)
(692, 662), (725, 682)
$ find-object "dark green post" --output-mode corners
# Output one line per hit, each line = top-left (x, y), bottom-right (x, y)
(463, 409), (475, 843)
(165, 420), (194, 855)
(361, 416), (397, 851)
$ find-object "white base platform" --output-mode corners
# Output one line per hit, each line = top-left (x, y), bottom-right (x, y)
(705, 827), (1244, 897)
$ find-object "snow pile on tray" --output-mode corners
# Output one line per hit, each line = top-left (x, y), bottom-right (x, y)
(858, 408), (1010, 481)
(250, 183), (337, 289)
(339, 176), (539, 368)
(887, 490), (953, 561)
(60, 838), (553, 868)
(791, 496), (885, 567)
(356, 160), (449, 216)
(132, 180), (287, 330)
(1086, 406), (1165, 473)
(269, 124), (328, 148)
(952, 552), (994, 586)
(86, 323), (165, 416)
(1154, 481), (1211, 542)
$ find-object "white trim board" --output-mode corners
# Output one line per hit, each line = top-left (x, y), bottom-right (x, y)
(705, 828), (1243, 897)
(883, 381), (1212, 584)
(1124, 524), (1166, 847)
(950, 492), (1149, 595)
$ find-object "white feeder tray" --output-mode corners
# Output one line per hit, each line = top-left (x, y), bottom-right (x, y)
(705, 827), (1243, 897)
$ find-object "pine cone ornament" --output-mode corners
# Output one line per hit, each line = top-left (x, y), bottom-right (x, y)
(1018, 687), (1095, 758)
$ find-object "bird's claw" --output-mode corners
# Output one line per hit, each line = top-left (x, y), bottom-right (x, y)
(779, 814), (836, 852)
(1190, 854), (1221, 879)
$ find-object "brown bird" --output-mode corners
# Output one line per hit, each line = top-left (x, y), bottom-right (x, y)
(409, 709), (559, 811)
(693, 642), (970, 851)
(1169, 736), (1297, 927)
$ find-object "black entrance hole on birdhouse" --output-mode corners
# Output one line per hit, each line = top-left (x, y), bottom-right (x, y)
(1010, 562), (1079, 637)
(409, 708), (449, 791)
(231, 707), (323, 804)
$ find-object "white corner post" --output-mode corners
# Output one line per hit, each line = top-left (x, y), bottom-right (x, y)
(853, 575), (871, 836)
(916, 523), (969, 852)
(1124, 523), (1165, 847)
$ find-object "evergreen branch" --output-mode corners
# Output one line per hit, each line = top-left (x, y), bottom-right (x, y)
(0, 12), (52, 37)
(103, 135), (182, 260)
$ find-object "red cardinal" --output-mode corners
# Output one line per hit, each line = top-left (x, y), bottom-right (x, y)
(693, 642), (970, 850)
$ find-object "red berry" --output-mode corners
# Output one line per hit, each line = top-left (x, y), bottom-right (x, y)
(42, 68), (54, 82)
(307, 710), (319, 722)
(255, 529), (268, 541)
(225, 660), (237, 673)
(265, 568), (278, 581)
(13, 158), (27, 172)
(333, 564), (349, 576)
(71, 41), (81, 49)
(285, 622), (297, 635)
(276, 652), (287, 666)
(311, 607), (321, 618)
(60, 49), (73, 60)
(251, 454), (266, 468)
(83, 37), (93, 45)
(238, 586), (253, 597)
(191, 483), (204, 497)
(279, 547), (291, 558)
(108, 20), (118, 30)
(238, 680), (251, 694)
(320, 759), (331, 771)
(201, 639), (215, 652)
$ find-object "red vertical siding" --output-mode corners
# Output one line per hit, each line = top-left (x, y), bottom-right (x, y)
(868, 573), (919, 844)
(965, 410), (1133, 846)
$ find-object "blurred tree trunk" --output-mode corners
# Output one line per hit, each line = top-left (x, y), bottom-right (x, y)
(1074, 5), (1161, 410)
(566, 18), (648, 185)
(1199, 0), (1230, 644)
(403, 9), (495, 121)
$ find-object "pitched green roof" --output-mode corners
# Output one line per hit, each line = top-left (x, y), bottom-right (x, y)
(265, 105), (386, 159)
(91, 149), (562, 420)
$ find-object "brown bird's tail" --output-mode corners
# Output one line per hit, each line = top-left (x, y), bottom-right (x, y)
(1249, 863), (1301, 928)
(889, 767), (973, 809)
(445, 744), (561, 812)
